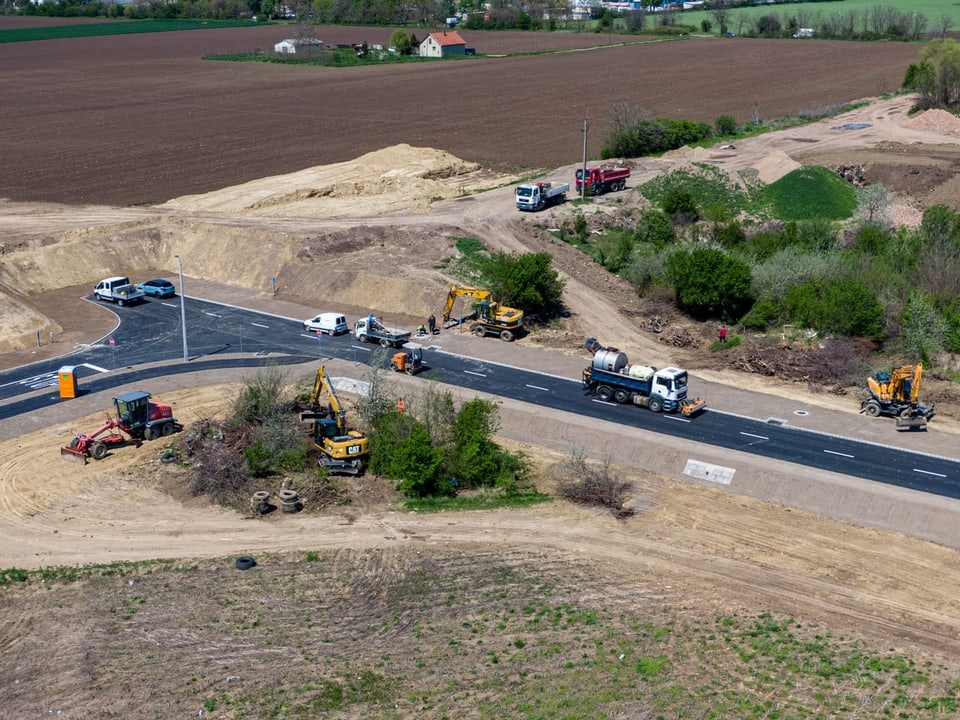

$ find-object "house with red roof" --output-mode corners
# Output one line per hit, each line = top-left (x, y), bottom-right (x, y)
(418, 30), (467, 58)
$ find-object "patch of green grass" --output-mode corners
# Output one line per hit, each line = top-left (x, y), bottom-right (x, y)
(0, 19), (260, 44)
(404, 490), (552, 513)
(640, 164), (767, 218)
(709, 335), (743, 352)
(764, 165), (858, 221)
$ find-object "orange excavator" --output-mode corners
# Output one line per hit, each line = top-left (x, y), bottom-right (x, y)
(61, 391), (181, 463)
(862, 363), (935, 430)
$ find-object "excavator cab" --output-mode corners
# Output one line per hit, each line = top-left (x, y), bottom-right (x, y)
(391, 343), (423, 375)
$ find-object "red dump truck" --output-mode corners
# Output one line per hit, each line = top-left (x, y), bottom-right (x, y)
(575, 164), (631, 195)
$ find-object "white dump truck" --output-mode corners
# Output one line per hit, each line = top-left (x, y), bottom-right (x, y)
(515, 181), (569, 212)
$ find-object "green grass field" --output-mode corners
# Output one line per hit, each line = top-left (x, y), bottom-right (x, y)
(0, 18), (262, 43)
(681, 0), (960, 34)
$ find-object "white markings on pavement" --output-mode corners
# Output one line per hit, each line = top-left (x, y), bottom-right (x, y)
(203, 311), (222, 318)
(591, 399), (617, 406)
(665, 414), (690, 423)
(823, 449), (855, 459)
(740, 431), (769, 440)
(913, 468), (947, 478)
(525, 384), (549, 391)
(251, 322), (269, 328)
(160, 301), (178, 309)
(82, 363), (109, 373)
(350, 345), (372, 352)
(464, 370), (486, 377)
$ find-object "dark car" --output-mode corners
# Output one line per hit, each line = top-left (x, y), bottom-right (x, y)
(136, 279), (176, 298)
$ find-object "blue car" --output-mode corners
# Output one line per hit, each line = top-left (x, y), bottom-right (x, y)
(137, 279), (176, 298)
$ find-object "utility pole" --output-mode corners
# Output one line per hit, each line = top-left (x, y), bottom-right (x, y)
(175, 254), (189, 362)
(581, 118), (589, 201)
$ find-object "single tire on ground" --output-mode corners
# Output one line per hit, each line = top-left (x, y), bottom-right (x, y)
(160, 449), (178, 464)
(278, 489), (298, 503)
(235, 556), (256, 570)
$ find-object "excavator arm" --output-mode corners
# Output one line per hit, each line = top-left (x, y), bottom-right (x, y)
(442, 284), (492, 323)
(301, 366), (347, 433)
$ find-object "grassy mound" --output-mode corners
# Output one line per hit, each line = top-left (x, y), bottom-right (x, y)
(763, 165), (857, 221)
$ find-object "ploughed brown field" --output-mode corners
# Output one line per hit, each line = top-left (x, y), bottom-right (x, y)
(0, 20), (919, 205)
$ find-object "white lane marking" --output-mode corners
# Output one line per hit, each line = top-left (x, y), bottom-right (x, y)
(350, 345), (372, 352)
(203, 311), (223, 318)
(160, 301), (178, 308)
(913, 468), (947, 478)
(740, 431), (769, 440)
(591, 399), (617, 406)
(81, 363), (109, 373)
(525, 384), (549, 391)
(251, 322), (269, 328)
(824, 449), (855, 459)
(0, 372), (55, 389)
(464, 370), (486, 378)
(665, 415), (691, 423)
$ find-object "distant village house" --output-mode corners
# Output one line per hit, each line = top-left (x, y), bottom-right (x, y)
(419, 31), (466, 58)
(274, 38), (324, 54)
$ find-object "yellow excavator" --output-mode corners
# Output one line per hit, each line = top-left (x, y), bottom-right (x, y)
(441, 284), (524, 342)
(862, 362), (935, 431)
(300, 366), (369, 474)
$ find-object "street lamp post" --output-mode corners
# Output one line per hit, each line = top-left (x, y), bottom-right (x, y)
(175, 254), (189, 362)
(581, 117), (589, 201)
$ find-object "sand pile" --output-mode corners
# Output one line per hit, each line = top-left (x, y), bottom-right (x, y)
(904, 108), (960, 133)
(752, 150), (801, 184)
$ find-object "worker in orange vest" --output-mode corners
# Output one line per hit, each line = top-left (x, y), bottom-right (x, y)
(396, 397), (406, 415)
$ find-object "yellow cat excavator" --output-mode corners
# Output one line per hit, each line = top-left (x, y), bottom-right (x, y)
(862, 363), (935, 431)
(300, 366), (369, 474)
(441, 284), (523, 342)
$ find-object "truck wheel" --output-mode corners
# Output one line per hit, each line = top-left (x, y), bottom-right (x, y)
(500, 330), (514, 342)
(358, 334), (367, 343)
(647, 397), (663, 413)
(380, 338), (390, 348)
(535, 200), (545, 211)
(864, 401), (881, 417)
(597, 386), (613, 402)
(161, 422), (176, 437)
(473, 326), (486, 338)
(118, 299), (125, 307)
(614, 389), (630, 404)
(146, 425), (161, 440)
(91, 443), (108, 460)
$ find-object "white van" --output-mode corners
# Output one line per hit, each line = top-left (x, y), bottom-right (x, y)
(303, 312), (348, 336)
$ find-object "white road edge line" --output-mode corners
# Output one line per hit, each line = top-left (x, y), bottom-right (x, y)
(913, 468), (947, 478)
(464, 370), (486, 377)
(740, 431), (769, 440)
(525, 384), (549, 391)
(823, 449), (855, 459)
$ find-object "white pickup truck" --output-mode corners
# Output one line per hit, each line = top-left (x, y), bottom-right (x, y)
(94, 276), (145, 306)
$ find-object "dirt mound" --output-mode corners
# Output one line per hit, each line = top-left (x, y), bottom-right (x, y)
(904, 108), (960, 133)
(160, 144), (513, 218)
(752, 149), (801, 184)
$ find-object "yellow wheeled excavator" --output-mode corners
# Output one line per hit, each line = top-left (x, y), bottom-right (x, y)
(300, 366), (369, 474)
(441, 284), (523, 342)
(862, 363), (935, 431)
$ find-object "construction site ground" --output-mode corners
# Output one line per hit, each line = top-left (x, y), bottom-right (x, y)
(3, 88), (960, 716)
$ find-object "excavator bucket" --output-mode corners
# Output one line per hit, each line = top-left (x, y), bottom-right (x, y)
(681, 398), (707, 417)
(60, 444), (88, 465)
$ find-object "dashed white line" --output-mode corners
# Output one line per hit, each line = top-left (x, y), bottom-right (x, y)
(350, 345), (372, 352)
(665, 414), (691, 423)
(203, 311), (222, 318)
(740, 431), (769, 440)
(464, 370), (486, 378)
(81, 363), (109, 373)
(525, 384), (549, 391)
(823, 449), (855, 459)
(251, 322), (269, 328)
(160, 301), (178, 308)
(591, 399), (617, 406)
(913, 468), (947, 478)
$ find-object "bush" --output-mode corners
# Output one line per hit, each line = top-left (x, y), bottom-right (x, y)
(633, 209), (676, 247)
(785, 277), (883, 339)
(482, 251), (565, 316)
(715, 114), (737, 135)
(667, 247), (754, 320)
(553, 448), (635, 517)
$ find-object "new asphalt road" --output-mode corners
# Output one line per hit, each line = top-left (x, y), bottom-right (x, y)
(2, 294), (959, 499)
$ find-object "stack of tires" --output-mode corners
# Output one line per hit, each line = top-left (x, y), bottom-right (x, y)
(251, 491), (271, 515)
(279, 489), (301, 514)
